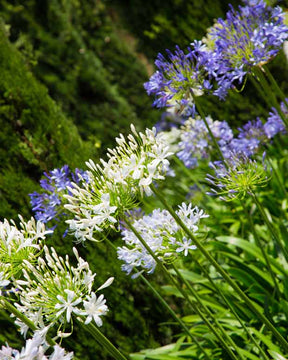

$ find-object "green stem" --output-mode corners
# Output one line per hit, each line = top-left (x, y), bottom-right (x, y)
(194, 259), (271, 360)
(253, 67), (288, 129)
(106, 238), (211, 359)
(190, 91), (226, 164)
(240, 199), (281, 298)
(263, 65), (288, 110)
(140, 275), (211, 360)
(81, 321), (128, 360)
(1, 298), (56, 346)
(124, 217), (239, 360)
(171, 264), (245, 360)
(249, 74), (274, 108)
(151, 183), (288, 352)
(267, 157), (287, 197)
(172, 155), (206, 193)
(251, 192), (288, 262)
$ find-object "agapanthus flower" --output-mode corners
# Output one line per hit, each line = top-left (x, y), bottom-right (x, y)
(264, 101), (287, 138)
(117, 204), (208, 277)
(29, 165), (89, 228)
(0, 333), (73, 360)
(177, 116), (233, 168)
(144, 42), (215, 116)
(14, 246), (112, 337)
(0, 216), (51, 281)
(65, 125), (173, 243)
(229, 118), (267, 157)
(206, 153), (270, 201)
(207, 0), (288, 95)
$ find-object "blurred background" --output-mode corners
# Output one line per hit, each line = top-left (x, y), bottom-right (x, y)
(0, 1), (287, 358)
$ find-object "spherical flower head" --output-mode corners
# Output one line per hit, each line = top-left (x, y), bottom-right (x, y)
(206, 153), (270, 201)
(144, 43), (213, 115)
(117, 204), (208, 277)
(208, 1), (288, 91)
(64, 125), (174, 243)
(15, 246), (113, 337)
(0, 216), (50, 281)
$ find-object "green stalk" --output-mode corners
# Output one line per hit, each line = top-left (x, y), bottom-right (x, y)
(105, 238), (211, 359)
(193, 259), (271, 360)
(171, 263), (245, 360)
(240, 199), (281, 298)
(124, 217), (240, 360)
(140, 275), (211, 360)
(253, 67), (288, 128)
(190, 90), (226, 164)
(267, 157), (287, 197)
(251, 191), (288, 262)
(81, 321), (128, 360)
(151, 183), (288, 352)
(1, 298), (56, 346)
(249, 74), (274, 108)
(263, 65), (288, 110)
(172, 155), (206, 193)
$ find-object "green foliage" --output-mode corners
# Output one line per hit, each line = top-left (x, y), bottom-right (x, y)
(0, 23), (95, 219)
(0, 0), (158, 150)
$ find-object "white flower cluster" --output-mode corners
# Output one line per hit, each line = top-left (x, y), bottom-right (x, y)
(65, 125), (173, 243)
(15, 246), (113, 338)
(0, 333), (73, 360)
(117, 203), (208, 277)
(0, 216), (51, 283)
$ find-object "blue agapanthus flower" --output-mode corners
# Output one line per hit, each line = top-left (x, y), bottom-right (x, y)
(228, 118), (267, 157)
(207, 0), (288, 95)
(264, 101), (287, 138)
(174, 99), (286, 170)
(177, 116), (233, 168)
(144, 42), (215, 116)
(30, 165), (89, 229)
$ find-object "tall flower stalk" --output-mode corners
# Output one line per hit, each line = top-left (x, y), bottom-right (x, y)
(150, 183), (288, 352)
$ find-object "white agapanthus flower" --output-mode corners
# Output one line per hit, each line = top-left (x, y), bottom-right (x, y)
(83, 293), (108, 326)
(64, 125), (174, 243)
(117, 203), (208, 276)
(14, 246), (113, 338)
(0, 216), (51, 281)
(0, 271), (10, 288)
(0, 333), (73, 360)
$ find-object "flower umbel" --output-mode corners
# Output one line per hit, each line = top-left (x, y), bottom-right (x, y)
(206, 153), (270, 201)
(15, 246), (112, 337)
(29, 165), (89, 228)
(144, 42), (214, 115)
(207, 0), (288, 94)
(117, 204), (208, 277)
(0, 216), (50, 281)
(65, 125), (173, 243)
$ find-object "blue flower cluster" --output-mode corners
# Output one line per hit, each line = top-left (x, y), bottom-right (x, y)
(177, 116), (233, 168)
(144, 42), (213, 116)
(30, 165), (89, 227)
(176, 101), (286, 168)
(145, 0), (288, 110)
(264, 101), (287, 138)
(208, 0), (288, 97)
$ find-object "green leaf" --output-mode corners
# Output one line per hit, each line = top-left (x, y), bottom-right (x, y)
(269, 350), (288, 360)
(251, 328), (281, 353)
(216, 236), (287, 276)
